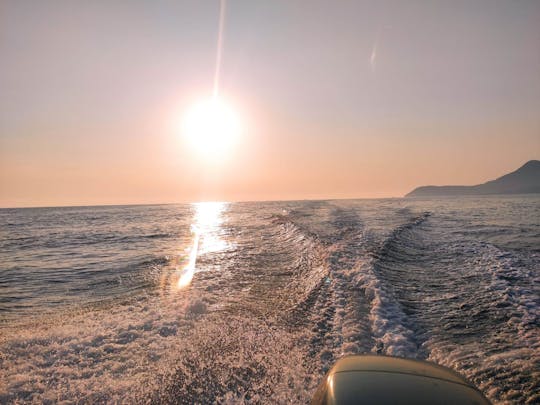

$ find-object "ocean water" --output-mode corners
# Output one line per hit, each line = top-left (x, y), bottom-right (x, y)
(0, 196), (539, 404)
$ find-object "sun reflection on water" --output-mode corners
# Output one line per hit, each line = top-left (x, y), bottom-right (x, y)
(174, 202), (227, 290)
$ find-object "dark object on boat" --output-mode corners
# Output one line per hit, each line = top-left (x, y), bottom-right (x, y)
(311, 355), (491, 405)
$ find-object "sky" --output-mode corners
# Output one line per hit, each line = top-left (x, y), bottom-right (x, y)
(1, 0), (539, 207)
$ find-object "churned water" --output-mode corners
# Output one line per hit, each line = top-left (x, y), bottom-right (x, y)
(0, 196), (538, 403)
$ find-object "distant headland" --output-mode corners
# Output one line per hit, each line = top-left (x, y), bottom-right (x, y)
(406, 160), (540, 197)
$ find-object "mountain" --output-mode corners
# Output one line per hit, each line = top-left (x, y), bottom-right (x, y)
(405, 160), (540, 197)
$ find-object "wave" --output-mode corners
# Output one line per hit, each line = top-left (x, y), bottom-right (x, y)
(359, 212), (431, 357)
(278, 208), (432, 370)
(423, 242), (540, 404)
(0, 255), (170, 325)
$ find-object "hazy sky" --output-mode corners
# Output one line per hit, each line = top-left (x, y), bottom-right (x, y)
(1, 0), (539, 207)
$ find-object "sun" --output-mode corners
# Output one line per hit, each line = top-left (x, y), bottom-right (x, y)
(182, 97), (242, 159)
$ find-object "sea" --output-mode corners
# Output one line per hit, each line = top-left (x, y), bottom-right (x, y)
(0, 196), (538, 404)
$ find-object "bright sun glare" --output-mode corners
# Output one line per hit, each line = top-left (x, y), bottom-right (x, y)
(182, 97), (241, 159)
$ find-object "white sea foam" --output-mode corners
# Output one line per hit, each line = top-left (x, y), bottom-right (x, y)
(358, 258), (419, 357)
(1, 293), (188, 402)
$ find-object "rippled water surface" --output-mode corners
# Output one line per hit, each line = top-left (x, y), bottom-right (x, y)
(1, 197), (539, 403)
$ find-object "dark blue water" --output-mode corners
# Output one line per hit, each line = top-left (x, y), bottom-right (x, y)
(0, 204), (194, 319)
(1, 197), (539, 403)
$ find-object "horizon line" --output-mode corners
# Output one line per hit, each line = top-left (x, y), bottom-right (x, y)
(0, 195), (407, 210)
(3, 193), (540, 210)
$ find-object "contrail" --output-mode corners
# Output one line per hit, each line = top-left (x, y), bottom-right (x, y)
(213, 0), (226, 99)
(370, 42), (377, 73)
(370, 29), (380, 73)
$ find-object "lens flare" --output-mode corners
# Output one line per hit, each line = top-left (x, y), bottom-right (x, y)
(176, 226), (200, 289)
